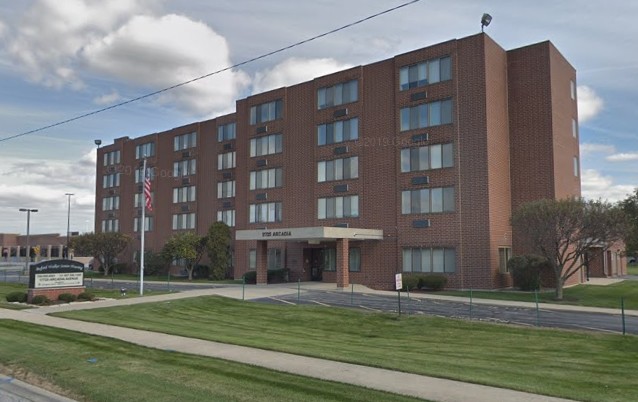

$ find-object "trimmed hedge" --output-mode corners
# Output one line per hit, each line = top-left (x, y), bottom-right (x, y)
(6, 291), (27, 303)
(77, 292), (95, 301)
(419, 274), (448, 291)
(402, 275), (420, 291)
(58, 293), (77, 303)
(242, 271), (256, 284)
(242, 269), (290, 284)
(509, 254), (551, 291)
(30, 295), (49, 305)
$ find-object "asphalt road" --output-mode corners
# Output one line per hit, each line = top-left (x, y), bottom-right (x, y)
(0, 374), (76, 402)
(253, 288), (638, 335)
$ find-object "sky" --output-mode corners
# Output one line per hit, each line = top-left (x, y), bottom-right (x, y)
(0, 0), (636, 236)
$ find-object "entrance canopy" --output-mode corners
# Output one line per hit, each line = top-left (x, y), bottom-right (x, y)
(235, 226), (383, 242)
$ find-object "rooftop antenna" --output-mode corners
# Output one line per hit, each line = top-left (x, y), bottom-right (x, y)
(481, 13), (492, 32)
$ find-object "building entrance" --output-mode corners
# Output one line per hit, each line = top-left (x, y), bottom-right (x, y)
(304, 248), (324, 281)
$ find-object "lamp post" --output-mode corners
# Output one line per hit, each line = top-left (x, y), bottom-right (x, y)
(65, 193), (74, 259)
(19, 208), (38, 274)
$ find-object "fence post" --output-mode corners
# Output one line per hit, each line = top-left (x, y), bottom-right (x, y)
(621, 297), (626, 336)
(351, 283), (354, 305)
(297, 279), (300, 305)
(534, 289), (540, 327)
(242, 276), (245, 301)
(469, 288), (473, 320)
(167, 272), (171, 292)
(397, 290), (402, 317)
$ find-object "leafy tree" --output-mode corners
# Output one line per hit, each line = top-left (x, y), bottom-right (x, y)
(70, 232), (130, 276)
(206, 222), (232, 280)
(161, 232), (206, 280)
(620, 188), (638, 256)
(511, 198), (627, 300)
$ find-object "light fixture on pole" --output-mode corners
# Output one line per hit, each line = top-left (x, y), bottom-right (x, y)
(94, 139), (102, 148)
(481, 13), (492, 32)
(19, 208), (38, 273)
(65, 193), (74, 259)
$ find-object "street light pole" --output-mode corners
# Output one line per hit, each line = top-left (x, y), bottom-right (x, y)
(65, 193), (74, 258)
(19, 208), (38, 274)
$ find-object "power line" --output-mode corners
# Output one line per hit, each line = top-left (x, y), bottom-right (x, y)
(0, 0), (421, 143)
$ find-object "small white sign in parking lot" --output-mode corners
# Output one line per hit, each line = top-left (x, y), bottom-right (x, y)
(395, 273), (402, 290)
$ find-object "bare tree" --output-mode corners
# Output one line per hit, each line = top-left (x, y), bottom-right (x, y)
(511, 198), (627, 300)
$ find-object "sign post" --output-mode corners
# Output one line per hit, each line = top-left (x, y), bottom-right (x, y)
(395, 273), (403, 317)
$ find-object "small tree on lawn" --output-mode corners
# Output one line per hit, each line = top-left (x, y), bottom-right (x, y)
(206, 222), (232, 280)
(511, 198), (627, 300)
(619, 188), (638, 257)
(70, 232), (130, 276)
(161, 231), (206, 281)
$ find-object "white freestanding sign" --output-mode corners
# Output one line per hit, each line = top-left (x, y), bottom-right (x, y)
(395, 273), (403, 290)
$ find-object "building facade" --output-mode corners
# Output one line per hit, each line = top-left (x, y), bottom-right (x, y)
(94, 33), (585, 290)
(1, 233), (71, 261)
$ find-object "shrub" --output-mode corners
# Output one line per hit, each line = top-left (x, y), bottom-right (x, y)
(111, 262), (130, 274)
(242, 271), (256, 284)
(267, 268), (289, 283)
(31, 295), (49, 305)
(6, 291), (27, 303)
(209, 264), (226, 281)
(402, 275), (420, 291)
(509, 254), (550, 291)
(419, 274), (448, 291)
(58, 293), (77, 303)
(193, 264), (210, 279)
(77, 292), (95, 301)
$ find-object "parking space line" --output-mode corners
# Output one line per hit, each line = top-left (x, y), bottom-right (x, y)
(269, 297), (296, 305)
(311, 300), (331, 307)
(359, 305), (382, 312)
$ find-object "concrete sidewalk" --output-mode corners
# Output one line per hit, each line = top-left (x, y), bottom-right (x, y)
(0, 284), (584, 402)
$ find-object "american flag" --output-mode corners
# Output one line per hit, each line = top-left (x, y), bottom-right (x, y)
(144, 167), (153, 211)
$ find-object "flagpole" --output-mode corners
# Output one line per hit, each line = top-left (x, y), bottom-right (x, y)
(140, 157), (146, 296)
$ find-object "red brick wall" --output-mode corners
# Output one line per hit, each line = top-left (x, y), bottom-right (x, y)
(27, 287), (85, 303)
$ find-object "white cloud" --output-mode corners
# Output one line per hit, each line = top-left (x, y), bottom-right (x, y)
(606, 152), (638, 162)
(252, 57), (353, 94)
(577, 85), (604, 123)
(581, 169), (634, 202)
(0, 149), (96, 234)
(93, 90), (122, 105)
(580, 143), (615, 157)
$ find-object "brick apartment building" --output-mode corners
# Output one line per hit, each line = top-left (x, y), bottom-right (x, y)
(94, 32), (592, 290)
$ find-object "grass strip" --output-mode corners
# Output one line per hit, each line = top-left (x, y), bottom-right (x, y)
(0, 320), (424, 402)
(55, 296), (638, 402)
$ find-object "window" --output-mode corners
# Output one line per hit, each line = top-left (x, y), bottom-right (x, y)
(399, 56), (451, 91)
(572, 118), (578, 138)
(217, 210), (235, 227)
(135, 142), (155, 159)
(135, 167), (155, 183)
(317, 157), (358, 182)
(573, 156), (579, 177)
(135, 192), (154, 208)
(250, 133), (283, 157)
(102, 173), (120, 188)
(317, 117), (359, 146)
(323, 248), (336, 271)
(250, 99), (283, 125)
(250, 168), (283, 190)
(349, 248), (361, 272)
(402, 187), (455, 214)
(317, 80), (358, 109)
(570, 80), (576, 100)
(103, 150), (120, 166)
(499, 247), (512, 274)
(318, 195), (359, 219)
(174, 132), (197, 151)
(217, 180), (236, 199)
(268, 248), (283, 270)
(218, 122), (236, 142)
(134, 216), (153, 232)
(218, 151), (236, 170)
(249, 202), (283, 223)
(172, 213), (196, 230)
(173, 186), (196, 203)
(102, 196), (120, 211)
(173, 159), (196, 177)
(401, 143), (454, 172)
(101, 219), (119, 233)
(400, 99), (453, 131)
(248, 249), (256, 270)
(402, 247), (456, 273)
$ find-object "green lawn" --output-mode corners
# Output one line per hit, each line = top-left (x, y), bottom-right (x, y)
(84, 270), (242, 284)
(0, 283), (32, 310)
(0, 320), (422, 402)
(438, 280), (638, 310)
(628, 263), (638, 276)
(56, 296), (638, 402)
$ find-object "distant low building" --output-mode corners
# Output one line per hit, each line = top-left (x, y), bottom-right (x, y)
(0, 232), (76, 262)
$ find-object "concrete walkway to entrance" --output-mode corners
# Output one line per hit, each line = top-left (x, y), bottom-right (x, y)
(0, 284), (580, 402)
